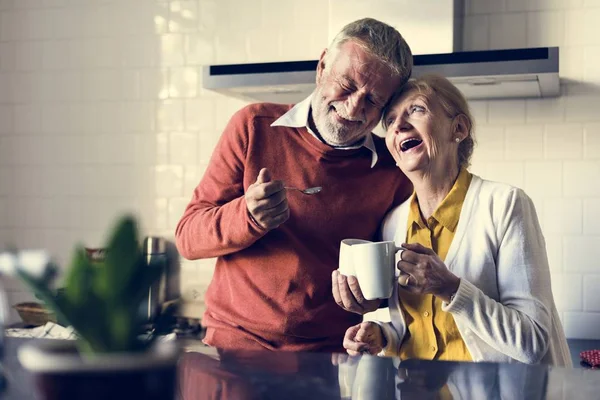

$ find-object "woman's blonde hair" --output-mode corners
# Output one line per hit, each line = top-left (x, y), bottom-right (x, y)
(382, 74), (476, 169)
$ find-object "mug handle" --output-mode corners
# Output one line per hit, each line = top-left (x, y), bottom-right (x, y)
(393, 246), (404, 278)
(394, 246), (404, 257)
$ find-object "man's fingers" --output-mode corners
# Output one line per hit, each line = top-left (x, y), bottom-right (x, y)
(347, 276), (366, 304)
(263, 180), (285, 197)
(246, 169), (290, 231)
(256, 205), (290, 230)
(270, 207), (290, 227)
(250, 168), (283, 199)
(255, 167), (271, 184)
(333, 274), (382, 314)
(258, 196), (288, 216)
(332, 270), (343, 305)
(337, 273), (361, 312)
(250, 180), (285, 200)
(248, 189), (287, 216)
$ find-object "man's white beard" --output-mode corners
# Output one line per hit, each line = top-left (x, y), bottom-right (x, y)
(311, 93), (370, 147)
(314, 112), (352, 147)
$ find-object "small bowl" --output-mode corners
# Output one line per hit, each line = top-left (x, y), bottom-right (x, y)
(13, 302), (56, 326)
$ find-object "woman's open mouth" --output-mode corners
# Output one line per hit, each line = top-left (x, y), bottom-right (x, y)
(400, 138), (423, 152)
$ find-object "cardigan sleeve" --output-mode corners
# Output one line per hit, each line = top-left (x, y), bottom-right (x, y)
(373, 321), (401, 357)
(443, 188), (552, 364)
(175, 107), (268, 260)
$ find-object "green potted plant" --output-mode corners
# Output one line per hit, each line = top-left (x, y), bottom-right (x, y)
(1, 215), (179, 400)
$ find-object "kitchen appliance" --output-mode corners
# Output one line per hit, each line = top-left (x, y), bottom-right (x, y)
(142, 236), (168, 322)
(201, 0), (560, 102)
(203, 47), (559, 103)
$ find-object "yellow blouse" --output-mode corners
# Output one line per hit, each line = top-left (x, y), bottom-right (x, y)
(399, 168), (473, 362)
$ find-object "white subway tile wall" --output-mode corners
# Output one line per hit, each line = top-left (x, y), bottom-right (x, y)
(461, 0), (600, 339)
(0, 0), (599, 338)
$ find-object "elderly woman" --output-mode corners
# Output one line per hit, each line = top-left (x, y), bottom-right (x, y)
(334, 74), (571, 366)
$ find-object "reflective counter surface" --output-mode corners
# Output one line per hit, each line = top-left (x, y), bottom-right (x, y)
(2, 337), (599, 399)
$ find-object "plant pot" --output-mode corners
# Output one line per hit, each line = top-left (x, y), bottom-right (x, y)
(18, 339), (180, 400)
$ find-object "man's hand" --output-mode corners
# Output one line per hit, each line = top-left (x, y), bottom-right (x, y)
(332, 270), (382, 314)
(343, 321), (385, 355)
(245, 168), (289, 230)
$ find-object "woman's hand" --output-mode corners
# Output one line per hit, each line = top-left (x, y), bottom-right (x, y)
(332, 270), (382, 314)
(343, 321), (386, 356)
(397, 242), (460, 302)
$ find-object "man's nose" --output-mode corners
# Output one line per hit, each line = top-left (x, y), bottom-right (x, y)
(345, 93), (365, 119)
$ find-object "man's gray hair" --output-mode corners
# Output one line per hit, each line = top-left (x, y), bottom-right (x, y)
(326, 18), (413, 85)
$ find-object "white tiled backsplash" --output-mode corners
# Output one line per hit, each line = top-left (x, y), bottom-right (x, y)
(0, 0), (599, 339)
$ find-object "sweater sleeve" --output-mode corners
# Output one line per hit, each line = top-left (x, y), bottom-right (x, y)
(175, 107), (268, 260)
(442, 188), (552, 364)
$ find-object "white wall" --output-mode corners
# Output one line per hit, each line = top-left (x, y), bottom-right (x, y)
(0, 0), (599, 339)
(463, 0), (600, 339)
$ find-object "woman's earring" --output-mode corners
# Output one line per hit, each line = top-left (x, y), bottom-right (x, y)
(455, 137), (460, 143)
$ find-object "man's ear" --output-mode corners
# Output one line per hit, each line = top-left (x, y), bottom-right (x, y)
(453, 114), (470, 141)
(316, 48), (328, 84)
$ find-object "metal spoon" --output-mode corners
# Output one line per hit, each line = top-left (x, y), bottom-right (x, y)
(285, 186), (322, 195)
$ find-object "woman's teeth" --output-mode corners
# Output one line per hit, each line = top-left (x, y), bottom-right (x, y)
(400, 138), (423, 152)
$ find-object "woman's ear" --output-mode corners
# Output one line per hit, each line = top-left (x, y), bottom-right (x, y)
(452, 114), (470, 142)
(316, 48), (328, 84)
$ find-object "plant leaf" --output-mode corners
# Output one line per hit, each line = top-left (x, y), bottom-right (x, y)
(15, 268), (73, 329)
(101, 215), (141, 303)
(8, 214), (167, 355)
(64, 246), (94, 306)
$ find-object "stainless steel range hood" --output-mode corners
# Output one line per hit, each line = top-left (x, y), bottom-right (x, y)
(202, 47), (559, 103)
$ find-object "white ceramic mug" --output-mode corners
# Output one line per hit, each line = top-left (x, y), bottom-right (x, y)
(351, 355), (396, 400)
(338, 239), (403, 300)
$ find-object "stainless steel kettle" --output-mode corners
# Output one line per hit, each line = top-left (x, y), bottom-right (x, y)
(142, 236), (168, 322)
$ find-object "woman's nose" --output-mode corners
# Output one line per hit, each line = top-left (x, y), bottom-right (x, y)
(391, 118), (412, 134)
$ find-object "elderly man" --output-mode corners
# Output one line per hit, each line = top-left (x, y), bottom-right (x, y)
(175, 18), (413, 352)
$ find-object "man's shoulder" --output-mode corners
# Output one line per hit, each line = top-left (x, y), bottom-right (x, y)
(371, 134), (396, 168)
(234, 102), (294, 122)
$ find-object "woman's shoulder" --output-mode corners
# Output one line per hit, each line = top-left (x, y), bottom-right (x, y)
(470, 174), (530, 203)
(469, 174), (537, 222)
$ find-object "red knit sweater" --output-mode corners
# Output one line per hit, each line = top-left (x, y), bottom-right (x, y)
(176, 102), (412, 352)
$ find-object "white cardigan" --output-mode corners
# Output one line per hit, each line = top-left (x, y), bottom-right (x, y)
(375, 174), (572, 367)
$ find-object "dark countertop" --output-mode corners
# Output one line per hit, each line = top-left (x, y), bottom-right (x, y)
(567, 339), (600, 368)
(2, 337), (600, 399)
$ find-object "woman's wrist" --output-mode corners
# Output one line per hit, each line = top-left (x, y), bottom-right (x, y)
(437, 276), (461, 303)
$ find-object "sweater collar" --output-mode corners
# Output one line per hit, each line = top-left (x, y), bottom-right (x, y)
(271, 94), (379, 168)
